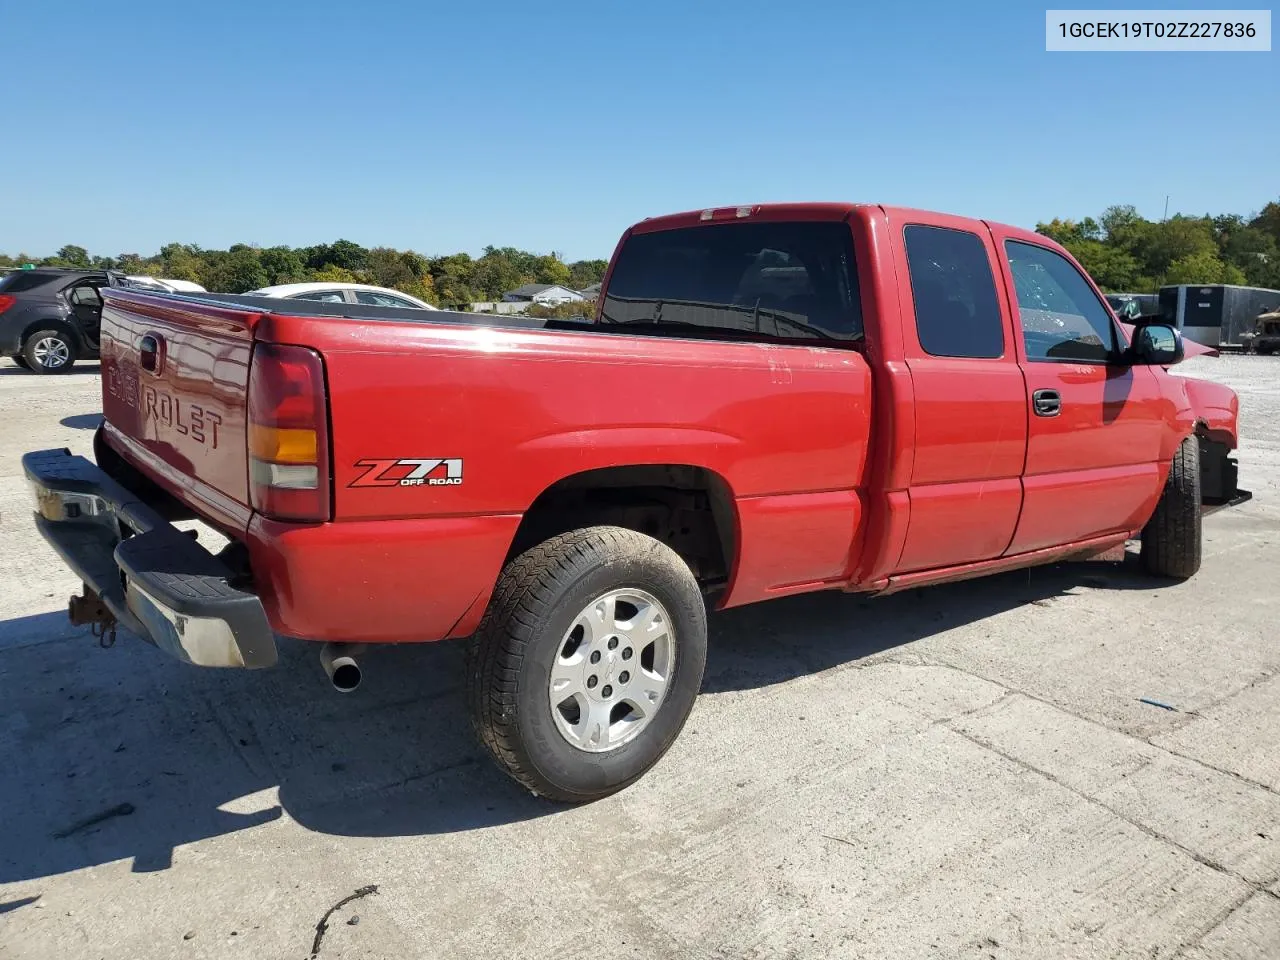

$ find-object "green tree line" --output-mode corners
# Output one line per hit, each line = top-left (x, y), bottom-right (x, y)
(6, 198), (1279, 304)
(1036, 200), (1280, 292)
(0, 241), (609, 310)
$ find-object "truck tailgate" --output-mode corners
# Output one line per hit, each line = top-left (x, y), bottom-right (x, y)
(100, 289), (258, 534)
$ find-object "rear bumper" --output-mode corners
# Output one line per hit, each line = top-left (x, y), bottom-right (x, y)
(0, 307), (40, 354)
(22, 448), (276, 668)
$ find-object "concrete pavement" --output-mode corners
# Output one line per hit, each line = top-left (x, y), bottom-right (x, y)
(1, 355), (1277, 959)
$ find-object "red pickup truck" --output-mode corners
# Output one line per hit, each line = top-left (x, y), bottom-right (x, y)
(25, 203), (1246, 801)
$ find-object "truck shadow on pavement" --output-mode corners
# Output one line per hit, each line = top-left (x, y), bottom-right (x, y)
(0, 557), (1161, 886)
(58, 413), (104, 430)
(701, 554), (1162, 692)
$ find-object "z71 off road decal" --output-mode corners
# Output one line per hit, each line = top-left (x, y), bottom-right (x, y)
(349, 458), (464, 488)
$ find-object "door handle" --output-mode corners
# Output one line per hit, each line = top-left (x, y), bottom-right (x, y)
(1033, 389), (1061, 417)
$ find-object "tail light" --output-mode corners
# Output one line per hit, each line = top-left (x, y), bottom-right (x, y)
(247, 343), (331, 522)
(0, 295), (15, 315)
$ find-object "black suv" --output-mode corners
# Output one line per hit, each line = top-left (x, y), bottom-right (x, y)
(0, 268), (112, 373)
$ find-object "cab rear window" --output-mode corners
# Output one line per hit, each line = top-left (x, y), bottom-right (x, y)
(601, 221), (862, 342)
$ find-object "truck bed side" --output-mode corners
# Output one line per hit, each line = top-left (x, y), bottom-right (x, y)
(248, 311), (873, 641)
(97, 290), (873, 644)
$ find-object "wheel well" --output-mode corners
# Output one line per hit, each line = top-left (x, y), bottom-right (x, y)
(1194, 419), (1234, 449)
(21, 318), (81, 349)
(1193, 420), (1242, 504)
(506, 465), (737, 594)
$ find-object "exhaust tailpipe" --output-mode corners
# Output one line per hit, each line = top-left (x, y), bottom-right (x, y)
(320, 643), (361, 693)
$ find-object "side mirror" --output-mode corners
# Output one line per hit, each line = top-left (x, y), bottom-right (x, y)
(1127, 322), (1184, 366)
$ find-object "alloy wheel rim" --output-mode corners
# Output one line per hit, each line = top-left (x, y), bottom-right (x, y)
(548, 588), (675, 753)
(33, 337), (69, 368)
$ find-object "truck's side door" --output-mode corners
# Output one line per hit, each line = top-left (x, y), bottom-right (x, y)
(891, 215), (1028, 572)
(993, 233), (1168, 553)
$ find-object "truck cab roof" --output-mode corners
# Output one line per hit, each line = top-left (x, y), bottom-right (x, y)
(632, 203), (1045, 245)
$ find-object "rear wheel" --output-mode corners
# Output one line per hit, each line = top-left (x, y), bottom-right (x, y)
(22, 329), (78, 374)
(1141, 436), (1201, 580)
(466, 526), (707, 802)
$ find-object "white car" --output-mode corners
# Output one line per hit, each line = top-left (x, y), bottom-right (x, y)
(123, 276), (208, 294)
(245, 282), (438, 310)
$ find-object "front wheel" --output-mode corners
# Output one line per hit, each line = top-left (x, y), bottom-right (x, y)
(22, 329), (78, 373)
(466, 526), (707, 802)
(1141, 436), (1202, 580)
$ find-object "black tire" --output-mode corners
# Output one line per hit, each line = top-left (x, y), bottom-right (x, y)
(21, 328), (78, 374)
(466, 526), (707, 803)
(1141, 436), (1202, 580)
(11, 355), (29, 369)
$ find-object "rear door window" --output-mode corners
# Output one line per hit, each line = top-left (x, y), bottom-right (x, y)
(601, 220), (862, 342)
(354, 290), (419, 308)
(904, 225), (1004, 358)
(293, 290), (347, 303)
(0, 272), (59, 294)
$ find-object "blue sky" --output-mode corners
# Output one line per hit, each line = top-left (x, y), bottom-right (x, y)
(5, 0), (1276, 260)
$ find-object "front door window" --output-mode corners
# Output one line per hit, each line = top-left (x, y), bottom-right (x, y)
(1005, 241), (1118, 363)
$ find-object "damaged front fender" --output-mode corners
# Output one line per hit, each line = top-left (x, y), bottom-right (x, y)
(1182, 376), (1240, 450)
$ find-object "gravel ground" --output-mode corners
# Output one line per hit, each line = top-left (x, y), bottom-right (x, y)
(1, 354), (1278, 960)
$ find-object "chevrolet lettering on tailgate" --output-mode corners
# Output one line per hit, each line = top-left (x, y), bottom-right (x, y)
(108, 367), (223, 449)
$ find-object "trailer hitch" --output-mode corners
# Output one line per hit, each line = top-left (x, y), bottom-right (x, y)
(69, 585), (117, 648)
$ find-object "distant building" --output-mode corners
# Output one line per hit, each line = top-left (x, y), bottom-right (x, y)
(470, 301), (535, 315)
(502, 284), (585, 306)
(578, 283), (601, 299)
